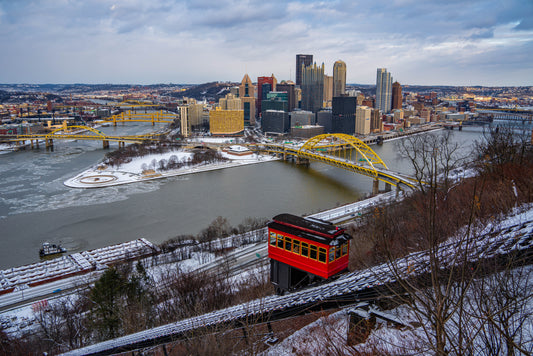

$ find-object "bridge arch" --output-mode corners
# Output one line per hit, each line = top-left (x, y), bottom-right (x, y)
(45, 125), (107, 140)
(297, 133), (388, 172)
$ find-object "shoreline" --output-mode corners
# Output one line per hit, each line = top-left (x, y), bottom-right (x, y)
(64, 124), (444, 189)
(64, 153), (279, 188)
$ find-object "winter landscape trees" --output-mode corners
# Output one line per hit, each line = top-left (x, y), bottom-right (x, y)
(2, 127), (533, 355)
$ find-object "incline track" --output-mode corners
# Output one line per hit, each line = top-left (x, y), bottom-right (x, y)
(63, 219), (533, 356)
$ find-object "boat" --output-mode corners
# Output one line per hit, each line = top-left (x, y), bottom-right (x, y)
(39, 242), (67, 257)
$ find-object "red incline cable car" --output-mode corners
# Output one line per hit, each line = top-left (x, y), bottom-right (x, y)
(268, 213), (352, 294)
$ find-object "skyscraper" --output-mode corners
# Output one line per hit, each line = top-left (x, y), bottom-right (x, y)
(257, 74), (277, 116)
(332, 96), (356, 134)
(276, 81), (297, 112)
(333, 60), (346, 98)
(392, 81), (403, 110)
(296, 54), (313, 86)
(301, 62), (324, 113)
(376, 68), (392, 113)
(239, 74), (256, 126)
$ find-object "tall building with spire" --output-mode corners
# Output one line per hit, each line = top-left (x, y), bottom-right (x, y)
(392, 81), (402, 110)
(296, 54), (313, 86)
(333, 60), (347, 98)
(301, 62), (324, 113)
(376, 68), (392, 113)
(239, 74), (256, 126)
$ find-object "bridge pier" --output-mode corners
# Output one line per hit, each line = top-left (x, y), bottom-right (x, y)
(373, 179), (379, 195)
(102, 140), (109, 149)
(45, 138), (53, 151)
(296, 157), (309, 166)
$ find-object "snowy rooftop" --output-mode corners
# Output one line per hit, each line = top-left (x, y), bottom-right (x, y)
(0, 238), (158, 294)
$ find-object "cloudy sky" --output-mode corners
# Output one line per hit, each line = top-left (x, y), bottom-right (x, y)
(0, 0), (532, 86)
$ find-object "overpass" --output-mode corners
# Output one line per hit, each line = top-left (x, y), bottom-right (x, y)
(1, 125), (162, 150)
(253, 134), (419, 193)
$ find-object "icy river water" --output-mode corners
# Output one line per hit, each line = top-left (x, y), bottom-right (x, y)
(0, 123), (496, 269)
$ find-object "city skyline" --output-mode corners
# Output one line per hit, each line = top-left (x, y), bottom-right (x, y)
(0, 0), (532, 86)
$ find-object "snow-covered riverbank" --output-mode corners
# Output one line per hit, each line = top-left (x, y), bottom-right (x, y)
(64, 147), (278, 188)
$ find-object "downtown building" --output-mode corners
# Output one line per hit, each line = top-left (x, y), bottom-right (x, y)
(296, 54), (313, 86)
(376, 68), (393, 113)
(262, 110), (290, 134)
(332, 96), (357, 135)
(276, 81), (297, 112)
(333, 60), (347, 98)
(209, 108), (244, 136)
(301, 62), (325, 114)
(257, 74), (277, 117)
(239, 74), (256, 126)
(392, 81), (402, 110)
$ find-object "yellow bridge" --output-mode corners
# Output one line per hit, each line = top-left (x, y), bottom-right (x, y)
(2, 125), (161, 150)
(100, 110), (177, 126)
(253, 133), (418, 192)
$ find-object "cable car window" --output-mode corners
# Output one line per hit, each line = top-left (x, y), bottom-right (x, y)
(318, 247), (326, 263)
(335, 246), (342, 259)
(285, 237), (292, 251)
(342, 243), (348, 256)
(301, 242), (309, 257)
(293, 240), (300, 254)
(269, 232), (276, 245)
(329, 247), (335, 262)
(276, 234), (284, 248)
(310, 245), (317, 260)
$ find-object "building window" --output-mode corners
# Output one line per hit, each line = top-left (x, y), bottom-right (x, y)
(276, 234), (284, 249)
(285, 237), (292, 251)
(293, 240), (300, 254)
(335, 245), (342, 260)
(301, 242), (309, 258)
(310, 245), (317, 260)
(318, 247), (326, 263)
(244, 102), (250, 120)
(270, 232), (276, 245)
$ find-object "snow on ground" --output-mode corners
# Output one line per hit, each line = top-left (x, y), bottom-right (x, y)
(263, 265), (533, 355)
(64, 147), (278, 188)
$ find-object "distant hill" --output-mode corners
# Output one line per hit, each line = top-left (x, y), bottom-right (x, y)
(170, 82), (236, 102)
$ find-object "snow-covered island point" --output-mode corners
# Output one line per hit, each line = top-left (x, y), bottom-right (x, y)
(64, 145), (278, 188)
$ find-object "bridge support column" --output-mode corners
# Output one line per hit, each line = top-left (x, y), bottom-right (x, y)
(102, 140), (109, 149)
(385, 183), (391, 192)
(296, 157), (309, 166)
(46, 138), (53, 151)
(372, 179), (379, 195)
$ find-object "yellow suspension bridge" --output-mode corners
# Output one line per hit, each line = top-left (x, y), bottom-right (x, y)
(2, 125), (162, 150)
(99, 110), (177, 126)
(253, 133), (418, 192)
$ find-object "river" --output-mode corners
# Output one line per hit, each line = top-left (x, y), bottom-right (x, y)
(0, 122), (508, 269)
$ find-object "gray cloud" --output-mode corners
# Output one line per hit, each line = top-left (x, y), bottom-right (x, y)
(0, 0), (531, 85)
